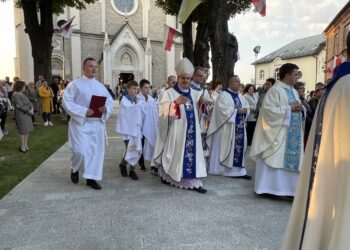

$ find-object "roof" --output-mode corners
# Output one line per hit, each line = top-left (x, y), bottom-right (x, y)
(324, 1), (350, 33)
(253, 35), (326, 65)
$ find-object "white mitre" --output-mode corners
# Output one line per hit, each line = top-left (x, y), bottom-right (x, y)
(175, 58), (194, 76)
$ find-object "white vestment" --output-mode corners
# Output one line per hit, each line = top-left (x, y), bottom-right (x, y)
(207, 90), (250, 176)
(151, 87), (207, 183)
(116, 96), (143, 166)
(62, 76), (114, 180)
(250, 80), (303, 196)
(282, 72), (350, 250)
(137, 94), (159, 162)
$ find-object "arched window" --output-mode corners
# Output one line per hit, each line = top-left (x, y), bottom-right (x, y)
(259, 70), (264, 80)
(275, 68), (280, 80)
(111, 0), (138, 16)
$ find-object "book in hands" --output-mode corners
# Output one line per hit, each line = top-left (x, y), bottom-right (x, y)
(88, 95), (107, 118)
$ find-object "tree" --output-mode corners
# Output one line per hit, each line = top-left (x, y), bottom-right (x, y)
(10, 0), (96, 82)
(155, 0), (251, 87)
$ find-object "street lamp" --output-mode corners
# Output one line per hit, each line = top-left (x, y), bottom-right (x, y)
(253, 45), (261, 86)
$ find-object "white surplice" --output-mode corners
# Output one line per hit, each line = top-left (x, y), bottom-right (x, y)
(207, 90), (250, 176)
(282, 71), (350, 250)
(137, 93), (159, 161)
(116, 96), (143, 166)
(151, 87), (207, 183)
(250, 80), (303, 196)
(62, 76), (114, 180)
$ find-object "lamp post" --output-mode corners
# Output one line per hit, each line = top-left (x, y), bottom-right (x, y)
(253, 45), (261, 86)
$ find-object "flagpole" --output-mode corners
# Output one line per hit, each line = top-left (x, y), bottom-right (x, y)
(62, 36), (65, 80)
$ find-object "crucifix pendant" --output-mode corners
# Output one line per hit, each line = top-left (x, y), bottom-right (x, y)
(185, 100), (190, 109)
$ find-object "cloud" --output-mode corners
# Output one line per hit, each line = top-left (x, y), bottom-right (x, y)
(228, 0), (349, 83)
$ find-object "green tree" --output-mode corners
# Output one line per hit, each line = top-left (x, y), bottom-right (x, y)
(156, 0), (251, 87)
(9, 0), (96, 82)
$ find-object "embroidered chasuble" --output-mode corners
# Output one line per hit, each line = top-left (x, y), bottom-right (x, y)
(174, 84), (196, 179)
(224, 89), (245, 168)
(283, 88), (302, 172)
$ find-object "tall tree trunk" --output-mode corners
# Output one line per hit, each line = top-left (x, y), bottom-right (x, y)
(208, 0), (235, 88)
(193, 21), (210, 68)
(182, 15), (193, 63)
(22, 0), (54, 82)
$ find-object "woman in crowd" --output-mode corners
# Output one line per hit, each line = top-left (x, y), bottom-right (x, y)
(0, 80), (10, 134)
(243, 84), (258, 146)
(38, 80), (54, 126)
(57, 81), (67, 120)
(11, 81), (34, 152)
(24, 82), (39, 126)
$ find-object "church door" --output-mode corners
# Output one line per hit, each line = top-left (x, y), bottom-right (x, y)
(118, 73), (134, 86)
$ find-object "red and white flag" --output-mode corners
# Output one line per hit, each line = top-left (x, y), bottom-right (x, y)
(163, 24), (182, 52)
(251, 0), (266, 17)
(55, 16), (75, 38)
(333, 55), (342, 70)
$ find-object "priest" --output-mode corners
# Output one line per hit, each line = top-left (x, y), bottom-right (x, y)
(151, 58), (207, 193)
(250, 63), (304, 196)
(207, 75), (251, 179)
(282, 32), (350, 250)
(62, 57), (114, 190)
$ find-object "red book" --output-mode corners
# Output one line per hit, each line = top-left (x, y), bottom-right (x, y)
(88, 95), (107, 118)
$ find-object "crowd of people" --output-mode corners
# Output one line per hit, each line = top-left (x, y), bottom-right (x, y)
(2, 39), (350, 247)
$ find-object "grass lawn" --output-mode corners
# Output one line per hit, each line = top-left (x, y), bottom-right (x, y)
(0, 111), (68, 199)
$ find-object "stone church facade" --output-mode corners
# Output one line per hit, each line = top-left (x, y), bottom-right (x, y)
(14, 0), (183, 89)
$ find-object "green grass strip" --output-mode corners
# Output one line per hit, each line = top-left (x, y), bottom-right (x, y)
(0, 112), (68, 199)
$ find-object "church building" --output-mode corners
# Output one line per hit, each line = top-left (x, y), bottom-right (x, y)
(14, 0), (183, 89)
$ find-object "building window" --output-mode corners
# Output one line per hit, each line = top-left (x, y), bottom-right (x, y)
(259, 70), (264, 80)
(334, 32), (339, 55)
(344, 23), (350, 47)
(111, 0), (138, 16)
(275, 68), (280, 80)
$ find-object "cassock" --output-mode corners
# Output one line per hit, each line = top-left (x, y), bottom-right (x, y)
(116, 95), (143, 166)
(282, 62), (350, 250)
(207, 89), (250, 176)
(151, 84), (207, 189)
(62, 76), (114, 180)
(136, 93), (159, 161)
(250, 80), (303, 196)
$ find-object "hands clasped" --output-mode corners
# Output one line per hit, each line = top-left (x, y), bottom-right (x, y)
(291, 102), (303, 112)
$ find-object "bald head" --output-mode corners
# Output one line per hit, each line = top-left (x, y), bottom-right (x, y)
(228, 75), (241, 92)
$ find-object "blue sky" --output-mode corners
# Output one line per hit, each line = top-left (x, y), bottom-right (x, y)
(228, 0), (349, 83)
(0, 0), (349, 81)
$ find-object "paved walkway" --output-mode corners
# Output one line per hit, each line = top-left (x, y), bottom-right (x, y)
(0, 102), (292, 250)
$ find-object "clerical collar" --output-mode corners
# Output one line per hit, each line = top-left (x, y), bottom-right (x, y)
(124, 93), (137, 103)
(82, 75), (95, 80)
(190, 81), (203, 91)
(226, 88), (239, 94)
(174, 84), (190, 95)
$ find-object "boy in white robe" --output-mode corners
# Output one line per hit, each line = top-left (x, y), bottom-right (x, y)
(136, 79), (159, 171)
(207, 75), (251, 179)
(116, 80), (143, 180)
(62, 57), (114, 190)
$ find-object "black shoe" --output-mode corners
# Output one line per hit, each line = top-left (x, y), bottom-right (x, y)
(119, 163), (128, 177)
(193, 187), (207, 194)
(161, 178), (170, 185)
(129, 170), (138, 180)
(19, 146), (26, 153)
(140, 165), (146, 171)
(86, 179), (102, 190)
(150, 167), (158, 175)
(71, 170), (79, 184)
(234, 175), (252, 180)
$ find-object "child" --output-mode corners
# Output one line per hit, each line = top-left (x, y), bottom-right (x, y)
(136, 79), (159, 171)
(116, 80), (143, 180)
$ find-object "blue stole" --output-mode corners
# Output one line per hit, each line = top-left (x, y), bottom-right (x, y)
(224, 89), (245, 168)
(173, 84), (197, 179)
(123, 93), (137, 103)
(299, 62), (350, 249)
(190, 82), (203, 91)
(283, 87), (302, 172)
